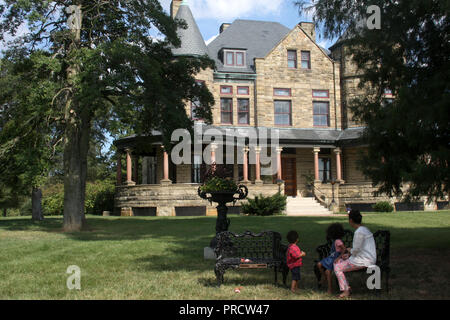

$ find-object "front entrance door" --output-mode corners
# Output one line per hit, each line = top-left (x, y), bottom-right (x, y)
(282, 158), (297, 197)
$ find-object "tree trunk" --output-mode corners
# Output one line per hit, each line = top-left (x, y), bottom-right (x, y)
(2, 208), (6, 217)
(62, 108), (91, 232)
(32, 188), (44, 221)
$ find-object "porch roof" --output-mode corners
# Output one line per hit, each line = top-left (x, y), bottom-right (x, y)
(113, 126), (365, 151)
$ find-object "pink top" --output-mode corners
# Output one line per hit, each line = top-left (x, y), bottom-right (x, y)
(287, 243), (303, 269)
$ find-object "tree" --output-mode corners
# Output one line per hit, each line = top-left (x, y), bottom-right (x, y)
(0, 54), (58, 221)
(0, 1), (215, 231)
(295, 0), (450, 201)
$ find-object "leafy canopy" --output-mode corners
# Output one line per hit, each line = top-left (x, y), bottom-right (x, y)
(296, 0), (450, 201)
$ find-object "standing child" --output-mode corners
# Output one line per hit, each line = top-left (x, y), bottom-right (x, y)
(286, 230), (306, 293)
(316, 223), (347, 294)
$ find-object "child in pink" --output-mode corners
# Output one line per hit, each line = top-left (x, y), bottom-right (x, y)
(286, 230), (306, 293)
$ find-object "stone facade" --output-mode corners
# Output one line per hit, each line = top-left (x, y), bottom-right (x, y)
(255, 25), (341, 129)
(112, 2), (445, 216)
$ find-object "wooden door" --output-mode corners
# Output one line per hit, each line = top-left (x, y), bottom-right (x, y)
(282, 158), (297, 197)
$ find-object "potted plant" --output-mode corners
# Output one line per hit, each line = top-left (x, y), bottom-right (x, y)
(198, 163), (248, 247)
(302, 171), (315, 197)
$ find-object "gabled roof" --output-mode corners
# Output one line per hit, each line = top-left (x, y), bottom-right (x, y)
(207, 19), (291, 74)
(172, 1), (209, 57)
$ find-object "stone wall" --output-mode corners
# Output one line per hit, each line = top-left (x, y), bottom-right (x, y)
(115, 183), (281, 217)
(254, 25), (341, 129)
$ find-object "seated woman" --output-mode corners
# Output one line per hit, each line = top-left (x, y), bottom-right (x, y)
(334, 210), (377, 298)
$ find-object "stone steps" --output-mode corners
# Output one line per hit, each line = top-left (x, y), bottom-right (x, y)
(285, 197), (331, 216)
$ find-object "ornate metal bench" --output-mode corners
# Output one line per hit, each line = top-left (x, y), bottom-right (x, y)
(313, 229), (391, 292)
(214, 230), (289, 287)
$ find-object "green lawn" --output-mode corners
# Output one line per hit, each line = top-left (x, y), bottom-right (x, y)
(1, 211), (449, 300)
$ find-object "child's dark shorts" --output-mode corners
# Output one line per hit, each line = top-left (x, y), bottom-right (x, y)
(291, 267), (301, 281)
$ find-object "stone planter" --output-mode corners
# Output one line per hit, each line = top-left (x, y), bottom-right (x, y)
(198, 185), (248, 248)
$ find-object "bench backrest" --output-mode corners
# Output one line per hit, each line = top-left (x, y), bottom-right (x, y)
(320, 229), (390, 268)
(215, 230), (283, 260)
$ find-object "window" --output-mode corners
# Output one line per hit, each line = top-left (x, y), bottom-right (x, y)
(319, 158), (332, 183)
(274, 100), (291, 126)
(274, 88), (291, 97)
(221, 98), (233, 124)
(313, 101), (329, 127)
(287, 50), (297, 68)
(301, 51), (311, 69)
(191, 154), (203, 184)
(220, 85), (233, 95)
(191, 80), (205, 120)
(236, 52), (245, 66)
(312, 90), (329, 98)
(237, 86), (249, 95)
(225, 51), (234, 66)
(191, 99), (202, 120)
(224, 50), (246, 67)
(238, 99), (250, 125)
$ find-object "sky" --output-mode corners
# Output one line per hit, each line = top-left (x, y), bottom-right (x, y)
(0, 0), (335, 53)
(159, 0), (335, 49)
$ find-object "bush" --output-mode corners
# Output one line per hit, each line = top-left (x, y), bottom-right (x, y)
(241, 193), (287, 216)
(373, 201), (394, 213)
(42, 180), (115, 216)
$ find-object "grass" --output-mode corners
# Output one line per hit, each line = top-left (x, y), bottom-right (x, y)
(0, 211), (449, 300)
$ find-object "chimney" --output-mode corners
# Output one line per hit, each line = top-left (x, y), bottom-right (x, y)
(300, 22), (316, 42)
(171, 0), (183, 18)
(220, 23), (231, 34)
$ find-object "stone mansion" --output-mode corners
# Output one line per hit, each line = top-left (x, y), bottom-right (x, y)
(113, 0), (441, 216)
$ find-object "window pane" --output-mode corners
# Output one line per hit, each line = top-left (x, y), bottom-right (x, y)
(288, 50), (297, 68)
(288, 50), (297, 60)
(301, 51), (310, 69)
(314, 102), (329, 114)
(314, 115), (328, 126)
(221, 86), (232, 94)
(301, 51), (310, 60)
(226, 52), (234, 65)
(275, 114), (290, 125)
(221, 112), (232, 124)
(221, 98), (232, 111)
(191, 99), (201, 119)
(275, 100), (291, 113)
(237, 87), (249, 95)
(236, 52), (244, 66)
(238, 113), (249, 124)
(313, 90), (329, 98)
(238, 99), (249, 111)
(274, 88), (291, 96)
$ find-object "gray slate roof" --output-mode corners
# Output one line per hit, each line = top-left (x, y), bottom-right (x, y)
(207, 20), (291, 73)
(172, 3), (208, 57)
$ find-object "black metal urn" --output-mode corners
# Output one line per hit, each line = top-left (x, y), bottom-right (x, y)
(198, 185), (248, 248)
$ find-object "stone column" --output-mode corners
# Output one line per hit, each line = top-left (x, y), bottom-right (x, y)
(116, 152), (122, 185)
(210, 143), (217, 164)
(125, 149), (135, 186)
(242, 146), (249, 183)
(276, 147), (283, 181)
(133, 155), (139, 185)
(313, 147), (321, 183)
(255, 146), (263, 185)
(334, 148), (344, 183)
(161, 147), (172, 185)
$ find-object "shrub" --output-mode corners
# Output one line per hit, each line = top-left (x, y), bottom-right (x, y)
(241, 193), (287, 216)
(42, 180), (115, 216)
(373, 201), (394, 213)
